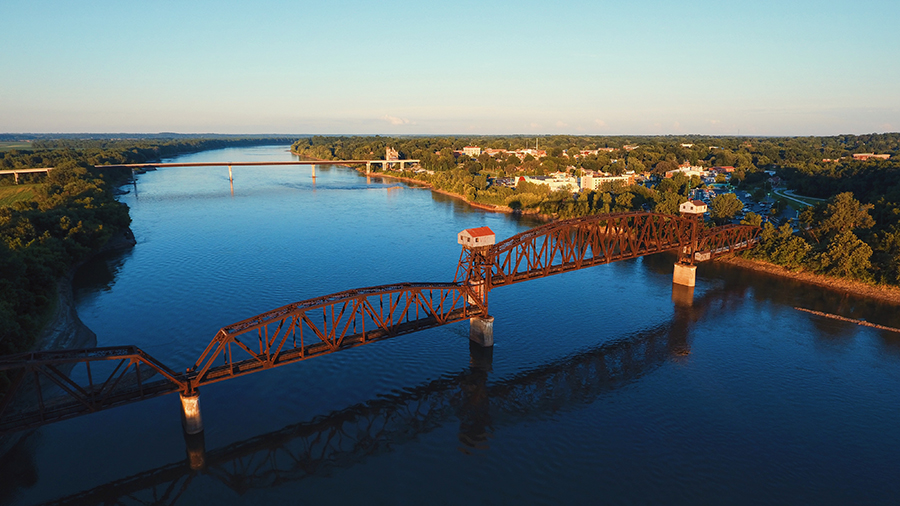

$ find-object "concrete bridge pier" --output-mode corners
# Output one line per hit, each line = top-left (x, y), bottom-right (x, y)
(311, 165), (316, 178)
(228, 165), (233, 183)
(469, 315), (494, 347)
(673, 263), (696, 287)
(366, 162), (372, 174)
(180, 391), (203, 435)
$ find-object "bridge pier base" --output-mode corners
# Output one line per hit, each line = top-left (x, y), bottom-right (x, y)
(673, 263), (696, 287)
(180, 391), (203, 435)
(469, 315), (494, 347)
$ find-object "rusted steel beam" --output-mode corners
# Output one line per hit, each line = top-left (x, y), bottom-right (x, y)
(457, 212), (699, 293)
(0, 283), (482, 434)
(189, 283), (484, 389)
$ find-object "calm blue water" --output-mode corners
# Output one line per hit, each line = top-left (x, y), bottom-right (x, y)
(4, 145), (900, 505)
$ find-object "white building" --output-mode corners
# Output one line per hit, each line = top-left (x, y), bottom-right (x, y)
(580, 170), (635, 191)
(679, 200), (708, 215)
(665, 162), (707, 179)
(518, 172), (578, 193)
(458, 226), (495, 247)
(463, 146), (482, 157)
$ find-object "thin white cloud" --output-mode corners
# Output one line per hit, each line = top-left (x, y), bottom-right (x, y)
(381, 115), (412, 126)
(594, 119), (607, 127)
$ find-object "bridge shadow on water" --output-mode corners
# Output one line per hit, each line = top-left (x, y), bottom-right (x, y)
(8, 279), (747, 506)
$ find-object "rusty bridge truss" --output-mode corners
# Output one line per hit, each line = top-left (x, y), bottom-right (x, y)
(455, 212), (760, 302)
(0, 212), (759, 435)
(0, 283), (483, 433)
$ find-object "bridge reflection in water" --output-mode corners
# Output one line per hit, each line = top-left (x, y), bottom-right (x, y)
(35, 282), (734, 506)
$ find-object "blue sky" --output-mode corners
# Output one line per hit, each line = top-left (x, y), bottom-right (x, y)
(1, 0), (897, 135)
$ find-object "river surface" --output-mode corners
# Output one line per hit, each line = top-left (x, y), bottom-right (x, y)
(4, 145), (900, 505)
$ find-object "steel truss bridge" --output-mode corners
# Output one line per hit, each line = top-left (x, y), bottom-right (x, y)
(0, 212), (759, 436)
(33, 283), (739, 506)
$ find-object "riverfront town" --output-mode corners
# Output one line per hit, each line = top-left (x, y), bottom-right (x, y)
(3, 0), (900, 503)
(1, 133), (900, 505)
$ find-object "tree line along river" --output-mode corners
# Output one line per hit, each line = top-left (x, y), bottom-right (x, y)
(3, 145), (900, 505)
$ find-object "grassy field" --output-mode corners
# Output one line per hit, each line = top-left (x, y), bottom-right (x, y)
(0, 184), (37, 206)
(0, 141), (35, 152)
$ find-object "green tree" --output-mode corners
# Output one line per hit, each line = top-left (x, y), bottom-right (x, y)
(813, 229), (873, 280)
(710, 193), (743, 223)
(801, 192), (874, 243)
(740, 212), (763, 227)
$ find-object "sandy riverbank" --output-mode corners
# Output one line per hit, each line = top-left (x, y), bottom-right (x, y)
(0, 226), (135, 456)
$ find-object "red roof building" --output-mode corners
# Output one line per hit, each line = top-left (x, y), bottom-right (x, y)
(458, 227), (496, 247)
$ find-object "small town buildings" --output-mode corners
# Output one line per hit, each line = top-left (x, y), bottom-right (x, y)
(852, 153), (891, 161)
(458, 226), (495, 247)
(580, 170), (635, 191)
(665, 162), (707, 179)
(463, 146), (482, 157)
(518, 172), (578, 192)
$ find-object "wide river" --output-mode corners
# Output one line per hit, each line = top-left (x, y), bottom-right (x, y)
(4, 145), (900, 505)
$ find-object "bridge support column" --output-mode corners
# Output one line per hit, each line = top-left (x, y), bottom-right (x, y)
(311, 165), (316, 178)
(180, 391), (203, 435)
(366, 162), (372, 174)
(673, 263), (696, 287)
(469, 315), (494, 347)
(228, 165), (233, 182)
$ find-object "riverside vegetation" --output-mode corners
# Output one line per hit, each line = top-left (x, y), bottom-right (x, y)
(292, 134), (900, 287)
(0, 137), (294, 388)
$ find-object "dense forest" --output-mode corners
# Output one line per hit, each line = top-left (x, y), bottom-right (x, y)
(0, 137), (292, 378)
(292, 134), (900, 286)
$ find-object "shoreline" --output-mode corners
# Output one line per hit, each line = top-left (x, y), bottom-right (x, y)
(0, 226), (135, 456)
(290, 150), (555, 221)
(361, 171), (556, 222)
(715, 255), (900, 305)
(292, 150), (900, 305)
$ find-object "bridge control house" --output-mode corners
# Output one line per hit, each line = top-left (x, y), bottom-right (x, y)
(458, 226), (496, 247)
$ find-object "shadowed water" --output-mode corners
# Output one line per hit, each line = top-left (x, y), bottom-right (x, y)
(3, 145), (900, 505)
